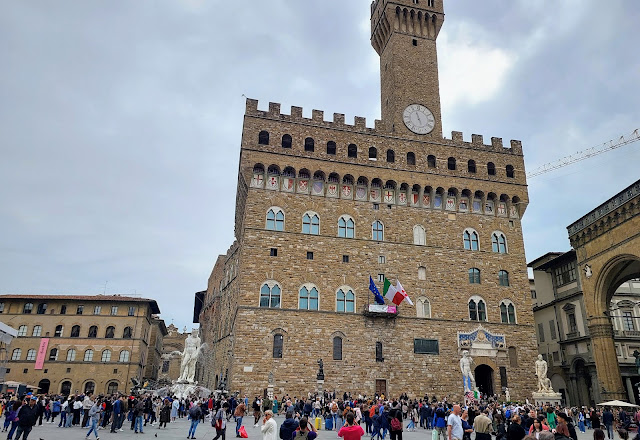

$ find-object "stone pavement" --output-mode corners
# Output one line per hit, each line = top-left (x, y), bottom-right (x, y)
(21, 416), (618, 440)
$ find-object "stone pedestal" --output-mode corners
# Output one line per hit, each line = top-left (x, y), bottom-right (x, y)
(317, 380), (324, 395)
(532, 391), (562, 406)
(267, 384), (274, 400)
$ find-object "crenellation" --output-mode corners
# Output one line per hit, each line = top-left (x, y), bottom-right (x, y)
(510, 140), (523, 154)
(472, 134), (484, 145)
(491, 137), (504, 149)
(333, 113), (345, 125)
(291, 106), (303, 118)
(312, 109), (324, 122)
(452, 131), (463, 142)
(268, 102), (281, 116)
(246, 98), (259, 113)
(354, 116), (367, 129)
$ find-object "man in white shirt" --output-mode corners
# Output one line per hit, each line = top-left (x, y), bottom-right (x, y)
(447, 405), (464, 440)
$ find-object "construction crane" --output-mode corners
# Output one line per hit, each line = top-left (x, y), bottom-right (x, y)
(526, 129), (640, 178)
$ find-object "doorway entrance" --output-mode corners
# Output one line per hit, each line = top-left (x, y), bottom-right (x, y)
(474, 365), (494, 396)
(38, 379), (50, 394)
(376, 379), (387, 397)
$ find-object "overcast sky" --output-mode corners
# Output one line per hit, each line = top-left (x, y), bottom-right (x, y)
(1, 1), (638, 330)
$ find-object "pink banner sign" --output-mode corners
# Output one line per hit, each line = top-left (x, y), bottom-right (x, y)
(34, 338), (49, 370)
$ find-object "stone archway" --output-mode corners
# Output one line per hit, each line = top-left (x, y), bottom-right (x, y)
(38, 379), (50, 394)
(572, 358), (595, 407)
(568, 180), (640, 401)
(474, 364), (494, 396)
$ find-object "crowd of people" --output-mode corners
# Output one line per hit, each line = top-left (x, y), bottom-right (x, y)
(1, 390), (638, 440)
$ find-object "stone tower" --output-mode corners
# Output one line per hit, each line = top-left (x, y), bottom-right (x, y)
(371, 0), (445, 137)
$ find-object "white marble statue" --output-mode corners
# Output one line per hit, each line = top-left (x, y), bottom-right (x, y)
(460, 350), (477, 392)
(178, 328), (203, 383)
(535, 354), (549, 392)
(505, 387), (510, 402)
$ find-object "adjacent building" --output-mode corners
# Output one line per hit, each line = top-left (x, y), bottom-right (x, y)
(158, 323), (186, 385)
(197, 0), (538, 400)
(0, 294), (163, 395)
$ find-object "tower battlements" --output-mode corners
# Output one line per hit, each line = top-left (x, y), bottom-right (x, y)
(245, 98), (523, 155)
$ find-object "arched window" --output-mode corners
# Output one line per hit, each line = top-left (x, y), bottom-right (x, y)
(302, 212), (320, 235)
(413, 225), (426, 245)
(416, 297), (431, 318)
(281, 134), (292, 149)
(107, 381), (119, 394)
(26, 349), (37, 361)
(84, 381), (95, 394)
(260, 282), (282, 308)
(11, 348), (22, 360)
(105, 326), (115, 338)
(372, 221), (384, 241)
(266, 208), (285, 231)
(348, 144), (357, 158)
(469, 297), (487, 321)
(500, 301), (516, 324)
(258, 131), (269, 145)
(463, 229), (479, 251)
(101, 349), (111, 362)
(338, 216), (355, 238)
(272, 334), (283, 358)
(386, 150), (395, 163)
(333, 336), (343, 360)
(468, 160), (476, 173)
(66, 349), (76, 361)
(32, 325), (42, 337)
(36, 303), (47, 314)
(299, 285), (319, 311)
(327, 141), (337, 155)
(54, 325), (63, 337)
(49, 348), (58, 361)
(17, 325), (27, 337)
(88, 326), (98, 338)
(492, 232), (508, 253)
(487, 162), (496, 176)
(304, 137), (315, 152)
(427, 155), (436, 168)
(119, 350), (130, 362)
(448, 157), (456, 170)
(23, 303), (33, 314)
(418, 266), (427, 281)
(70, 325), (80, 338)
(499, 270), (510, 286)
(407, 152), (416, 165)
(84, 349), (94, 362)
(336, 288), (355, 313)
(506, 165), (515, 178)
(468, 268), (481, 284)
(368, 147), (378, 160)
(123, 327), (132, 339)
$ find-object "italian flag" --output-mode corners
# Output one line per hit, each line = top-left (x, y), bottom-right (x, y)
(383, 278), (413, 306)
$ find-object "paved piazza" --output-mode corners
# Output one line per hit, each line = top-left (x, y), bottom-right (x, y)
(22, 415), (613, 440)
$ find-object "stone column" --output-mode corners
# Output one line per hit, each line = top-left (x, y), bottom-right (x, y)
(588, 317), (626, 400)
(625, 377), (636, 404)
(568, 375), (579, 407)
(590, 370), (601, 404)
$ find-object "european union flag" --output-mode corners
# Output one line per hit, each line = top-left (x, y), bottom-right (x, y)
(369, 276), (386, 305)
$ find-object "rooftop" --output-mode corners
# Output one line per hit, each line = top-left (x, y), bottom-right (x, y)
(0, 294), (161, 314)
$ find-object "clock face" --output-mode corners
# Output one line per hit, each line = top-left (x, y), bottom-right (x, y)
(403, 104), (435, 134)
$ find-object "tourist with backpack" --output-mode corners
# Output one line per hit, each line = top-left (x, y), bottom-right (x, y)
(212, 403), (228, 440)
(292, 417), (317, 440)
(188, 402), (203, 439)
(434, 405), (447, 440)
(389, 406), (403, 440)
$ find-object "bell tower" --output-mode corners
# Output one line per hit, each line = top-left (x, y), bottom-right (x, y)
(371, 0), (445, 138)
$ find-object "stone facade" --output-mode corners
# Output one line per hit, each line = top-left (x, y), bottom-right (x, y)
(566, 179), (640, 401)
(143, 316), (168, 382)
(0, 294), (162, 395)
(198, 0), (538, 401)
